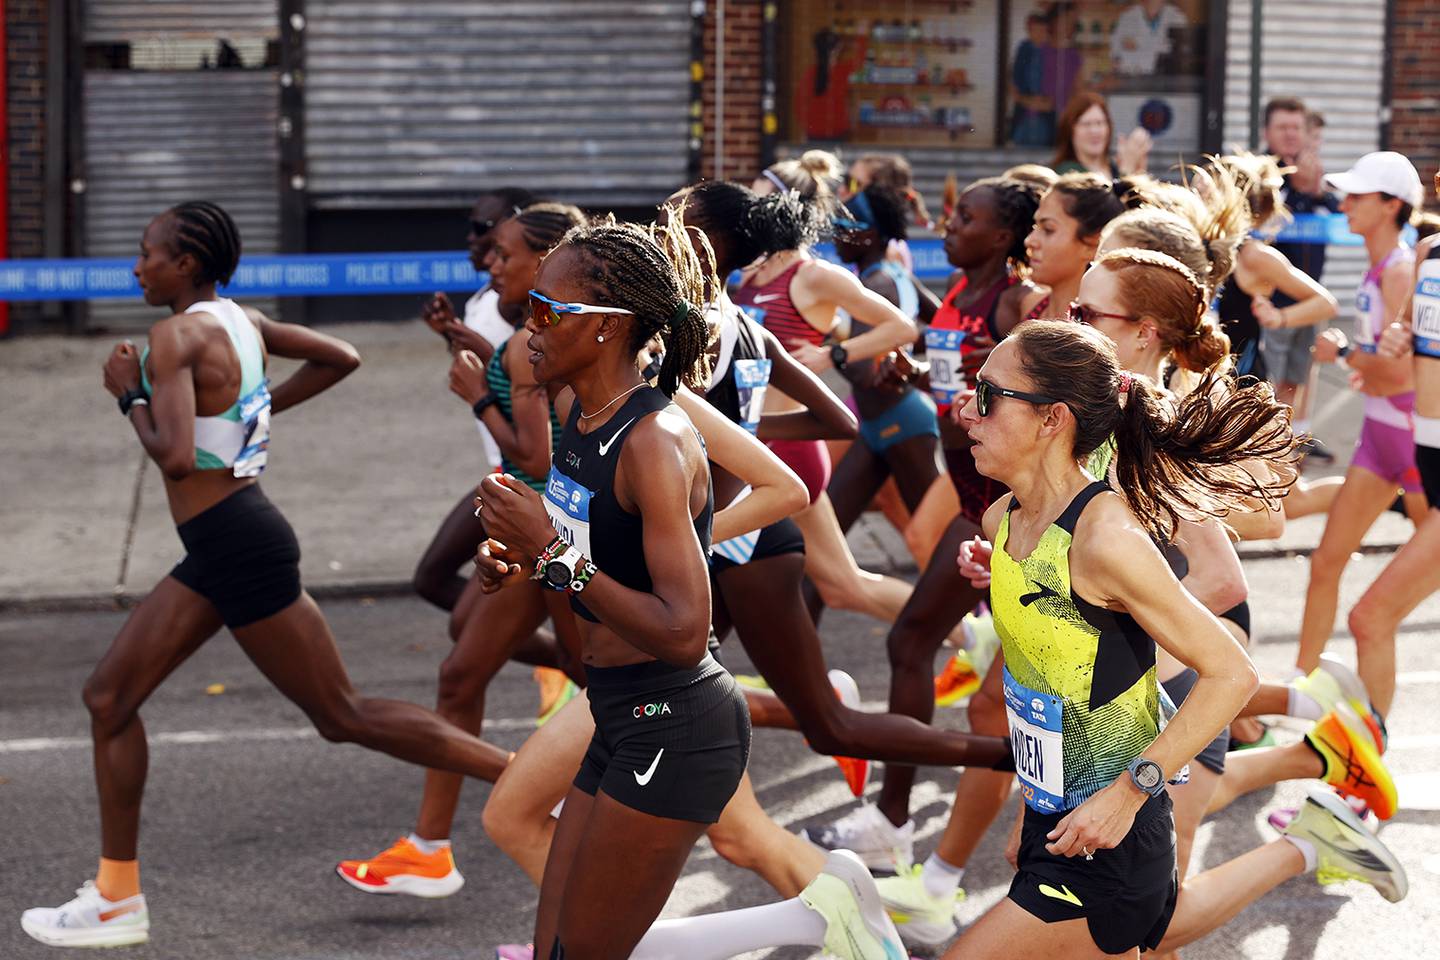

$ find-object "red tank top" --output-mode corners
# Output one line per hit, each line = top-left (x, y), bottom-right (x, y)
(734, 260), (827, 350)
(924, 274), (1019, 410)
(1024, 294), (1051, 323)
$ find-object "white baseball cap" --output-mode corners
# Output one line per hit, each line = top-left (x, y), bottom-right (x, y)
(1325, 151), (1424, 208)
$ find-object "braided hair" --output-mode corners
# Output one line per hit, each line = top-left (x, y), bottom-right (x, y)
(673, 181), (766, 274)
(164, 201), (241, 286)
(969, 176), (1044, 267)
(561, 217), (713, 397)
(513, 202), (587, 253)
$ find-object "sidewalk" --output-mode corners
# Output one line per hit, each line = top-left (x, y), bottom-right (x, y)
(0, 319), (1413, 607)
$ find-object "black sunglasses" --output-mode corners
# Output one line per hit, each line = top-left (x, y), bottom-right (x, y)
(975, 377), (1060, 417)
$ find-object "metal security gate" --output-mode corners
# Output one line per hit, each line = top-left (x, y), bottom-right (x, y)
(1225, 0), (1387, 306)
(80, 1), (282, 330)
(303, 0), (695, 210)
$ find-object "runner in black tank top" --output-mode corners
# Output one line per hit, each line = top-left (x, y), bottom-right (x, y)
(473, 219), (745, 960)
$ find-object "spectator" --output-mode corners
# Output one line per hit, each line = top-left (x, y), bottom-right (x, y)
(1051, 91), (1151, 178)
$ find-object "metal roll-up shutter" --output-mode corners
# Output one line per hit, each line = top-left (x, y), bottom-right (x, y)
(81, 2), (281, 330)
(305, 1), (694, 210)
(1225, 0), (1386, 308)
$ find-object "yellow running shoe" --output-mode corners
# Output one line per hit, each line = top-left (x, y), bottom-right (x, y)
(336, 837), (464, 898)
(534, 667), (578, 726)
(1285, 785), (1408, 902)
(934, 650), (981, 708)
(1305, 705), (1398, 821)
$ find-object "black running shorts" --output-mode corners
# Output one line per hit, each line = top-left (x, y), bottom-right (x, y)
(1161, 669), (1228, 775)
(575, 654), (750, 823)
(709, 517), (806, 574)
(170, 484), (302, 628)
(1008, 792), (1178, 955)
(1417, 443), (1440, 510)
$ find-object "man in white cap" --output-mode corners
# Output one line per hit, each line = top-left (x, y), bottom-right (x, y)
(1299, 151), (1426, 688)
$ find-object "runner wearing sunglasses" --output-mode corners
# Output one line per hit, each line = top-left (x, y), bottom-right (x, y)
(335, 203), (587, 901)
(806, 175), (1042, 873)
(936, 319), (1400, 960)
(414, 187), (535, 611)
(22, 202), (518, 949)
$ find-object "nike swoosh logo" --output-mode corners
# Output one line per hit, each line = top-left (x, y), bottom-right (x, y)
(634, 748), (665, 786)
(97, 902), (143, 923)
(751, 293), (783, 304)
(1038, 882), (1083, 907)
(598, 418), (637, 456)
(1019, 580), (1062, 607)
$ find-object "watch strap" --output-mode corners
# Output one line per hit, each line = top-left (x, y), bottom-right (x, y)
(472, 393), (500, 419)
(118, 387), (150, 416)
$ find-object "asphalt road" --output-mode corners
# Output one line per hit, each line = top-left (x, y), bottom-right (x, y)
(3, 550), (1440, 960)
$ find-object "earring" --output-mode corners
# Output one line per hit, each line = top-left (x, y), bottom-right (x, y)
(597, 335), (604, 343)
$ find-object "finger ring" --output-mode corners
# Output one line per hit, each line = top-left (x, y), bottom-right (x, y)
(473, 501), (483, 517)
(1084, 847), (1094, 860)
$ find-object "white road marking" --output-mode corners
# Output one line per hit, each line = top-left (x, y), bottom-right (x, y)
(0, 718), (538, 754)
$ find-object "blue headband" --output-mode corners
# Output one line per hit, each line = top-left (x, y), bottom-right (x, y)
(836, 190), (878, 232)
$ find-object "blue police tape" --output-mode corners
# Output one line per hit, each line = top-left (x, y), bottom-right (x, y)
(0, 215), (1402, 301)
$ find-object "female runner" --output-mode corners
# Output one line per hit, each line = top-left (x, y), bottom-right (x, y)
(939, 320), (1402, 960)
(334, 203), (586, 899)
(23, 202), (514, 949)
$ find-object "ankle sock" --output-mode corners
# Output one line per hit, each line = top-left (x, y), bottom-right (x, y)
(408, 833), (451, 855)
(1287, 683), (1326, 721)
(921, 853), (964, 898)
(1283, 834), (1318, 873)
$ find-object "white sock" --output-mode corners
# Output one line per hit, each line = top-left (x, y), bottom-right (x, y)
(1287, 684), (1325, 721)
(1283, 834), (1318, 873)
(630, 897), (827, 960)
(407, 833), (450, 855)
(921, 852), (964, 898)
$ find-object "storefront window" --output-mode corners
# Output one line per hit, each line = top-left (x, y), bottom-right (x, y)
(780, 0), (1209, 157)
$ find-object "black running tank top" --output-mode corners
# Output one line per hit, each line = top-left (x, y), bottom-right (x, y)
(542, 386), (714, 622)
(705, 301), (772, 433)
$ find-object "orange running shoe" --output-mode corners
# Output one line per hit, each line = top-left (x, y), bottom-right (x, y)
(535, 667), (578, 726)
(1305, 705), (1398, 821)
(828, 669), (870, 797)
(336, 837), (464, 898)
(934, 650), (981, 708)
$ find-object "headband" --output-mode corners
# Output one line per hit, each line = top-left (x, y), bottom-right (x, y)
(762, 169), (789, 193)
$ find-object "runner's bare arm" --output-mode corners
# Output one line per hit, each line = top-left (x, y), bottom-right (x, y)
(254, 315), (362, 414)
(106, 317), (200, 480)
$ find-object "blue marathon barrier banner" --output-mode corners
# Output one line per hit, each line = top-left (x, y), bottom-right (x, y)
(0, 216), (1401, 301)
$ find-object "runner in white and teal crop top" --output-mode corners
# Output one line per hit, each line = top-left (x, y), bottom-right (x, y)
(141, 298), (272, 477)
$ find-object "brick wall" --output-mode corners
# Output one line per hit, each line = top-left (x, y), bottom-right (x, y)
(699, 0), (765, 182)
(1390, 0), (1440, 209)
(7, 0), (48, 328)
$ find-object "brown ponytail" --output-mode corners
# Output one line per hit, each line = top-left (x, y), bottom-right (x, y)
(1012, 320), (1297, 542)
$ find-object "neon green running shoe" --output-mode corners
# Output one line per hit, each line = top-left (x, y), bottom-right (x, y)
(798, 850), (908, 960)
(1285, 785), (1408, 903)
(876, 862), (965, 946)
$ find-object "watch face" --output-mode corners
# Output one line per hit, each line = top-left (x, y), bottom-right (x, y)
(1136, 761), (1162, 789)
(543, 562), (571, 588)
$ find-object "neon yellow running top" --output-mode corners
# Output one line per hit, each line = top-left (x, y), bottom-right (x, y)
(993, 481), (1160, 813)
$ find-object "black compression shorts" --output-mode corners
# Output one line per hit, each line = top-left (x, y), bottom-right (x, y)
(575, 654), (750, 823)
(170, 484), (302, 628)
(1417, 443), (1440, 510)
(709, 518), (806, 574)
(1008, 791), (1178, 955)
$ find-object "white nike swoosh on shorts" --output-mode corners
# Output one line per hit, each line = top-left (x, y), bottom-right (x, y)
(634, 748), (665, 786)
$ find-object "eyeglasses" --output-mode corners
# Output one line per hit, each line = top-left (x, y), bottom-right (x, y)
(974, 377), (1060, 417)
(529, 289), (635, 327)
(1066, 300), (1137, 326)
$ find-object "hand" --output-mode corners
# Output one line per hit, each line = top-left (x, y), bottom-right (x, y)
(1116, 128), (1152, 176)
(1312, 327), (1346, 364)
(1378, 321), (1414, 359)
(475, 538), (528, 594)
(475, 472), (557, 563)
(1044, 777), (1147, 858)
(1291, 147), (1325, 196)
(449, 349), (490, 406)
(1252, 295), (1285, 329)
(957, 535), (993, 590)
(444, 318), (493, 358)
(103, 341), (142, 398)
(947, 388), (976, 425)
(422, 291), (457, 337)
(789, 341), (831, 372)
(959, 334), (995, 380)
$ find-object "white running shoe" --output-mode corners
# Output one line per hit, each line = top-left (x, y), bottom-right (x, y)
(802, 802), (915, 873)
(1285, 785), (1408, 903)
(798, 850), (908, 960)
(21, 881), (149, 948)
(875, 863), (965, 946)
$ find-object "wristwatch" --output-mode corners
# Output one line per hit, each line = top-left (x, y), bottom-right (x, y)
(829, 343), (849, 371)
(472, 394), (500, 420)
(118, 387), (150, 416)
(533, 537), (597, 593)
(1127, 757), (1166, 798)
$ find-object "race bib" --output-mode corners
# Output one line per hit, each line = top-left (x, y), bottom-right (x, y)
(924, 327), (966, 408)
(1414, 260), (1440, 359)
(1355, 289), (1378, 353)
(231, 380), (272, 478)
(1003, 666), (1066, 813)
(543, 468), (594, 558)
(733, 358), (772, 434)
